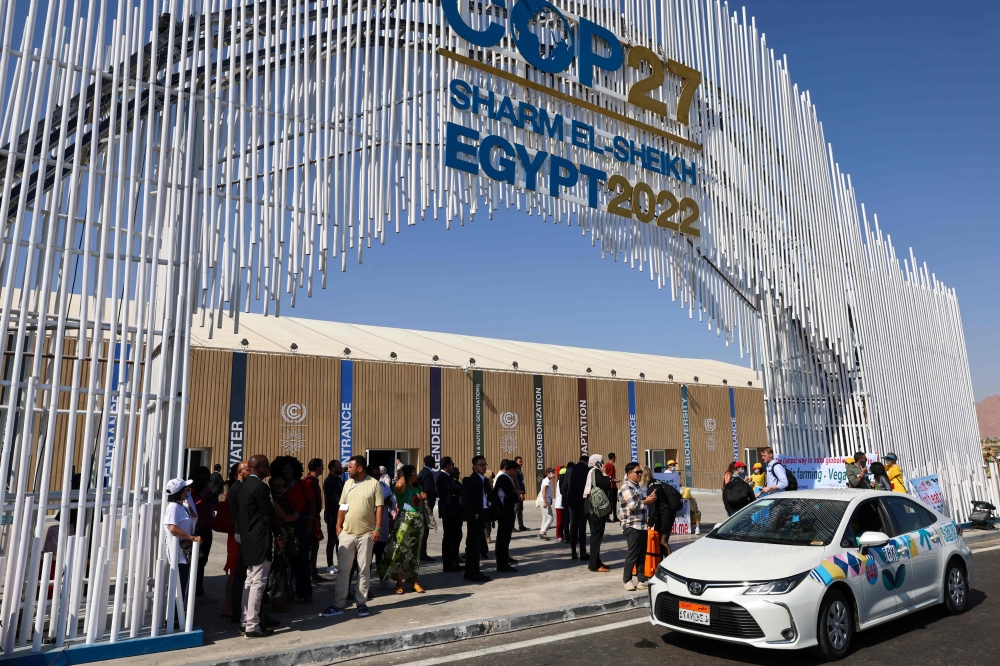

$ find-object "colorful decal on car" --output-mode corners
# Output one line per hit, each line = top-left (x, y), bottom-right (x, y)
(864, 557), (879, 585)
(882, 563), (907, 591)
(940, 522), (959, 543)
(808, 551), (866, 586)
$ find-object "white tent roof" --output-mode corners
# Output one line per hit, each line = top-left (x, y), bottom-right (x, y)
(190, 313), (757, 387)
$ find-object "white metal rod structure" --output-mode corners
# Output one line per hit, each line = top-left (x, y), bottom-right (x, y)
(0, 0), (987, 654)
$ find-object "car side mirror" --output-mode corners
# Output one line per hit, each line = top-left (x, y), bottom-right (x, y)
(857, 531), (890, 553)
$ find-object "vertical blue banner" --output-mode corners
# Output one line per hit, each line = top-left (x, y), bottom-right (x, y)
(681, 384), (692, 487)
(103, 343), (130, 484)
(429, 366), (442, 468)
(339, 359), (354, 464)
(729, 387), (740, 463)
(227, 351), (248, 468)
(533, 374), (545, 489)
(627, 381), (638, 463)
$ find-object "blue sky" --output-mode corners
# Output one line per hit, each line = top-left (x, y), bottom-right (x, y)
(289, 1), (1000, 398)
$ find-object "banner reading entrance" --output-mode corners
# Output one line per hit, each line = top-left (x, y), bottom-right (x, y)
(227, 351), (248, 468)
(339, 359), (353, 464)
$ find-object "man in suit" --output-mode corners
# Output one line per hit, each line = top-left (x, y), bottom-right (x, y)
(435, 457), (464, 572)
(493, 460), (521, 573)
(461, 455), (491, 582)
(513, 456), (527, 532)
(417, 455), (438, 562)
(566, 454), (590, 561)
(228, 461), (249, 624)
(239, 455), (278, 638)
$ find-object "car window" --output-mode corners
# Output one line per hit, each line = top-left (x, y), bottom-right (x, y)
(881, 496), (926, 535)
(710, 497), (848, 546)
(841, 500), (890, 548)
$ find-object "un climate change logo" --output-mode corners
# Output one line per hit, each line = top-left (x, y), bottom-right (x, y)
(281, 403), (307, 424)
(509, 0), (575, 74)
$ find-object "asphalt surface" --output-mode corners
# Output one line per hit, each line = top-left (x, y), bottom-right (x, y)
(355, 540), (1000, 666)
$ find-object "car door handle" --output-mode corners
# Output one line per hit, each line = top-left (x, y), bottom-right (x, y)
(931, 535), (940, 542)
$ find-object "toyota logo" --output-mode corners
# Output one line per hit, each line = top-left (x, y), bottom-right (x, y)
(687, 581), (705, 596)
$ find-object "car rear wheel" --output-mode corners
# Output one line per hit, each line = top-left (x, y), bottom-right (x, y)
(943, 560), (968, 615)
(813, 588), (853, 661)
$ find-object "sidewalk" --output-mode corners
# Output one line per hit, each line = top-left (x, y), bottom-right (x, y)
(89, 495), (719, 666)
(89, 491), (1000, 666)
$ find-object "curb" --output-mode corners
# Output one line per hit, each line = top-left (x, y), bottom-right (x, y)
(965, 529), (1000, 546)
(199, 594), (650, 666)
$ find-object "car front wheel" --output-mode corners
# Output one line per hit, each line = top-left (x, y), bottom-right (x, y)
(943, 560), (969, 615)
(813, 588), (853, 661)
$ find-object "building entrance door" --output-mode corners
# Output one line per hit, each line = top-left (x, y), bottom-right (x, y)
(366, 449), (410, 474)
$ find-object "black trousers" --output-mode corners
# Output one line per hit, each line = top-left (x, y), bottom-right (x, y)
(196, 529), (212, 595)
(495, 514), (515, 567)
(464, 515), (486, 576)
(325, 518), (339, 567)
(294, 518), (313, 600)
(587, 513), (606, 570)
(442, 516), (463, 568)
(515, 500), (526, 530)
(623, 527), (649, 584)
(567, 501), (588, 554)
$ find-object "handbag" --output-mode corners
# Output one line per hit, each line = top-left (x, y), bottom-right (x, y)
(266, 554), (294, 603)
(213, 498), (234, 534)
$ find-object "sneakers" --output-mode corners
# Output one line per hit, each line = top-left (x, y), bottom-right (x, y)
(694, 527), (701, 535)
(539, 533), (551, 540)
(357, 604), (370, 617)
(636, 582), (649, 590)
(320, 605), (344, 617)
(326, 566), (338, 575)
(624, 581), (637, 591)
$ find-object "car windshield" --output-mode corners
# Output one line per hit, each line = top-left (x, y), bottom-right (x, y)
(709, 498), (849, 546)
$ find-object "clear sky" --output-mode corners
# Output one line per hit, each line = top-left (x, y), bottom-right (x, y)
(282, 1), (1000, 399)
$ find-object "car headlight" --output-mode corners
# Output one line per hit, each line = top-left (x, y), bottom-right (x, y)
(743, 571), (809, 595)
(655, 567), (671, 583)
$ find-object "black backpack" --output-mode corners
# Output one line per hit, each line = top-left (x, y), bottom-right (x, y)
(772, 462), (798, 491)
(723, 478), (753, 511)
(660, 482), (683, 513)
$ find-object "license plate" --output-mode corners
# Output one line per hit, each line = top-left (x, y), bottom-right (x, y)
(678, 601), (710, 626)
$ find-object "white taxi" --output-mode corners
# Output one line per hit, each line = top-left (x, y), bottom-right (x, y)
(649, 489), (974, 660)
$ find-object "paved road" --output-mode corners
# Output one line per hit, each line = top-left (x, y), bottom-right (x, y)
(357, 541), (1000, 666)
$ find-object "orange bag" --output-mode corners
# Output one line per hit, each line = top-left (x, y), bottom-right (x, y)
(644, 528), (662, 578)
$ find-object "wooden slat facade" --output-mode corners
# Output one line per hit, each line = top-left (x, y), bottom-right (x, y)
(185, 349), (768, 497)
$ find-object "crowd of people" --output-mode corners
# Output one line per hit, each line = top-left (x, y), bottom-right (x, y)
(159, 446), (910, 635)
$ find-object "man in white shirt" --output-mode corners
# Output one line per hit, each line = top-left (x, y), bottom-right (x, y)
(760, 447), (789, 495)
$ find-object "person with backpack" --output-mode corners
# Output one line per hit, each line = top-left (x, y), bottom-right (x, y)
(583, 454), (613, 573)
(642, 467), (683, 556)
(722, 462), (755, 516)
(760, 447), (795, 495)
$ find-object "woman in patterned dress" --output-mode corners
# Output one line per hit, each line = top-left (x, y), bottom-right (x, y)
(378, 464), (428, 594)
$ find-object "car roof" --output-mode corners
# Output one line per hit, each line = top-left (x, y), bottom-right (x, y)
(766, 488), (897, 502)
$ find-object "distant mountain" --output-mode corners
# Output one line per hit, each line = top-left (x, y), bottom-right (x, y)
(978, 395), (1000, 439)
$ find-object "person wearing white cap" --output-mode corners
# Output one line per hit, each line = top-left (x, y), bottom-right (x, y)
(163, 477), (200, 600)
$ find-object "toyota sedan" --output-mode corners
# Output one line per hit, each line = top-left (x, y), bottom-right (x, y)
(648, 489), (974, 660)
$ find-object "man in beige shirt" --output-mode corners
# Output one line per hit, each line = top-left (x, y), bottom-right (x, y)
(321, 455), (383, 618)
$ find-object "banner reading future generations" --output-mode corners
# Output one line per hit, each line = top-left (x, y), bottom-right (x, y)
(472, 369), (484, 457)
(430, 367), (442, 468)
(533, 374), (545, 489)
(227, 351), (248, 468)
(578, 378), (589, 457)
(339, 359), (354, 464)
